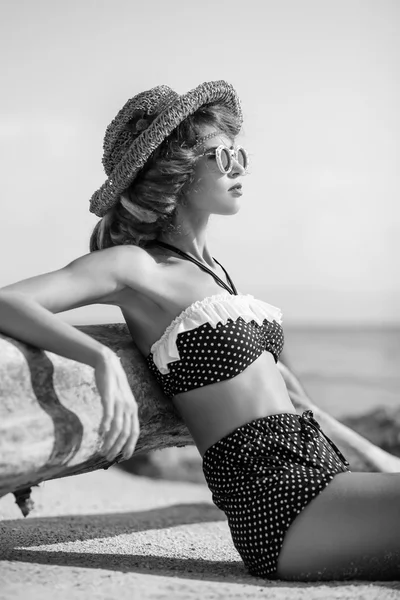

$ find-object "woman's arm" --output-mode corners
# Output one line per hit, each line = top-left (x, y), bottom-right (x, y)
(0, 245), (156, 460)
(0, 292), (110, 367)
(0, 246), (128, 366)
(0, 245), (155, 362)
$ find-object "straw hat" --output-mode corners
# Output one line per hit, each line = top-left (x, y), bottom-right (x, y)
(89, 80), (243, 217)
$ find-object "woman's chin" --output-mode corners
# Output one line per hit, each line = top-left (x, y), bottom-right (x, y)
(216, 204), (242, 216)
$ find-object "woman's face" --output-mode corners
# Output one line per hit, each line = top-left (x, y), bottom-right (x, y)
(184, 126), (246, 217)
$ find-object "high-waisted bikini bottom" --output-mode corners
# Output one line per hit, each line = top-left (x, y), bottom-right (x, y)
(202, 410), (351, 579)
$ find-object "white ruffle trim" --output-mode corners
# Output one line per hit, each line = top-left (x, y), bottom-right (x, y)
(150, 292), (283, 375)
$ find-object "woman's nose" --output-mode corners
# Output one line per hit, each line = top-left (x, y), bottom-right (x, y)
(231, 158), (246, 176)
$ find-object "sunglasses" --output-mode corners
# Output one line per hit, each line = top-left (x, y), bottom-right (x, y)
(200, 145), (249, 174)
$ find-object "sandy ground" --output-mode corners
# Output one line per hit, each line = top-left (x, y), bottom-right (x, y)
(1, 468), (399, 600)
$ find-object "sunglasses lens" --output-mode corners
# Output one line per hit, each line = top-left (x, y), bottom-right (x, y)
(237, 148), (247, 169)
(220, 147), (232, 172)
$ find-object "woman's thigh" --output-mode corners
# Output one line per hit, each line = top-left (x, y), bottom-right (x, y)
(276, 471), (400, 581)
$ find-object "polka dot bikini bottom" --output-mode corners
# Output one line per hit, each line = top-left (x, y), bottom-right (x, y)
(202, 410), (351, 579)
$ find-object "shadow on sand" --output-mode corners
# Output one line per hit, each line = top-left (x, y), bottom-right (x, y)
(1, 502), (399, 589)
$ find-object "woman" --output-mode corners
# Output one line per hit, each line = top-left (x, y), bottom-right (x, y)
(0, 80), (399, 581)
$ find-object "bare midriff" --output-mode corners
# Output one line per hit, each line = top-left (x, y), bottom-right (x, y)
(171, 350), (296, 457)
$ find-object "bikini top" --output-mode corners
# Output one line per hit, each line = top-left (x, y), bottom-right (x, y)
(145, 241), (284, 399)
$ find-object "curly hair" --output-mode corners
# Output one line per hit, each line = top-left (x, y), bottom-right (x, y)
(89, 103), (241, 252)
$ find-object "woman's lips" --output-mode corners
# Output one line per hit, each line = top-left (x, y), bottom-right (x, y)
(228, 183), (242, 191)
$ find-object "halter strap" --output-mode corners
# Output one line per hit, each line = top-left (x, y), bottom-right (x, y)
(150, 240), (238, 295)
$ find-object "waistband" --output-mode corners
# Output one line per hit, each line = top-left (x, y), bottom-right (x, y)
(202, 409), (350, 468)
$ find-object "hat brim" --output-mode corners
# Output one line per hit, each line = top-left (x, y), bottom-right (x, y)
(89, 80), (243, 217)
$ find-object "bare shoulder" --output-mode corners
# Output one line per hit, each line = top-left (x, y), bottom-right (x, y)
(102, 243), (158, 269)
(106, 244), (165, 291)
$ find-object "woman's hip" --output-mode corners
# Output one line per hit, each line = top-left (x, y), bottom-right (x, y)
(202, 410), (351, 496)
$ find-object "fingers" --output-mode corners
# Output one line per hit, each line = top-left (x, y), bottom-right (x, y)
(96, 359), (140, 463)
(101, 401), (139, 463)
(104, 411), (129, 462)
(99, 397), (114, 437)
(99, 375), (114, 436)
(122, 410), (140, 460)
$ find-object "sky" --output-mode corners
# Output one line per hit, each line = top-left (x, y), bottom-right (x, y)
(0, 0), (399, 325)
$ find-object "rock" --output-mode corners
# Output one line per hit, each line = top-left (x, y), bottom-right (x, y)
(342, 407), (400, 457)
(0, 324), (191, 503)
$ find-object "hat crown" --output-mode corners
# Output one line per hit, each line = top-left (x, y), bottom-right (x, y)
(103, 85), (180, 176)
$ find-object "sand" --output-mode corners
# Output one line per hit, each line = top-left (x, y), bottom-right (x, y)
(0, 467), (399, 600)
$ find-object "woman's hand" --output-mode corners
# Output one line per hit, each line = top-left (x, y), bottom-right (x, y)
(94, 349), (140, 463)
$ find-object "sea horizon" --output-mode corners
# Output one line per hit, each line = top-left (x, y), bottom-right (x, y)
(282, 324), (400, 420)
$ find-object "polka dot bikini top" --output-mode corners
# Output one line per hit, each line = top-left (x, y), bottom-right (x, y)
(145, 241), (284, 399)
